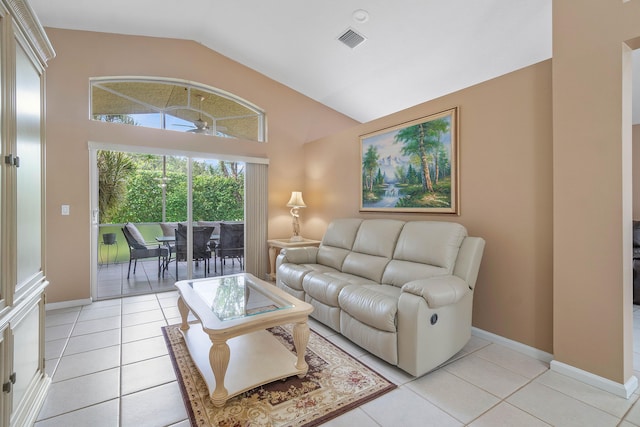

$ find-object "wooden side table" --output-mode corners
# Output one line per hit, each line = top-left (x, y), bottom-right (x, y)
(267, 238), (321, 281)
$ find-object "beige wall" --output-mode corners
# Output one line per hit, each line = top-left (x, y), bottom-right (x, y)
(43, 28), (357, 303)
(303, 61), (554, 353)
(553, 1), (640, 384)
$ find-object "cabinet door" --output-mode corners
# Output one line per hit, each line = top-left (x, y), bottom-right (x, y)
(14, 38), (43, 295)
(0, 327), (6, 427)
(8, 299), (44, 427)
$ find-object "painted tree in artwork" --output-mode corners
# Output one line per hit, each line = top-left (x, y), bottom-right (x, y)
(362, 145), (379, 192)
(394, 118), (450, 193)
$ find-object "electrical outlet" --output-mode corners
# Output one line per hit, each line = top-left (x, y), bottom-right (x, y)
(61, 205), (70, 215)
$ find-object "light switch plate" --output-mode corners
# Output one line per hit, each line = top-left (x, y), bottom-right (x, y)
(61, 205), (70, 215)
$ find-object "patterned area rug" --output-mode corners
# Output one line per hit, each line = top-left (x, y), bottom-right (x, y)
(162, 323), (397, 427)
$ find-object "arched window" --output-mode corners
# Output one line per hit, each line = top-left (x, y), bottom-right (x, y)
(90, 77), (266, 142)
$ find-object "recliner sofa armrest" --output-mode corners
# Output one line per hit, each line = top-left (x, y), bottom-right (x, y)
(278, 247), (319, 265)
(401, 275), (469, 308)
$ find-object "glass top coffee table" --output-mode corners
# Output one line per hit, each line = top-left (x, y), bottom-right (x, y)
(175, 273), (313, 407)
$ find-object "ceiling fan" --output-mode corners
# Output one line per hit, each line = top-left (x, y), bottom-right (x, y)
(186, 95), (211, 134)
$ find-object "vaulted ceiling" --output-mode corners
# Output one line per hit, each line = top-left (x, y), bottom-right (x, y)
(30, 0), (554, 123)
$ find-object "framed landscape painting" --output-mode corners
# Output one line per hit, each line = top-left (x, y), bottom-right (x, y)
(360, 107), (459, 214)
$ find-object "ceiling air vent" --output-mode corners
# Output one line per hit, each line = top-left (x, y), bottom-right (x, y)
(338, 28), (366, 49)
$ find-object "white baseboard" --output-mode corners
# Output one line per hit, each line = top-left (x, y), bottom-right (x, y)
(472, 326), (638, 399)
(45, 298), (92, 311)
(471, 326), (554, 363)
(550, 360), (638, 399)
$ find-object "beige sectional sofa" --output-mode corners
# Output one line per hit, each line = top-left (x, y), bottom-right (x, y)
(275, 218), (485, 377)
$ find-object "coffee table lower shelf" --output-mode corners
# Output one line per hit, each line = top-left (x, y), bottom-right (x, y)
(181, 321), (306, 405)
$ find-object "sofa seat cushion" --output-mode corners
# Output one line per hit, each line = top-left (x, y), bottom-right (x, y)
(277, 263), (313, 291)
(303, 271), (376, 306)
(338, 285), (400, 333)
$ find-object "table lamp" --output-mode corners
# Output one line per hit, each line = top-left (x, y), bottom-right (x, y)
(287, 191), (306, 242)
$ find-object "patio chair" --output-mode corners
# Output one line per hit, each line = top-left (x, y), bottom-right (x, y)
(121, 222), (168, 279)
(174, 224), (214, 280)
(216, 221), (244, 275)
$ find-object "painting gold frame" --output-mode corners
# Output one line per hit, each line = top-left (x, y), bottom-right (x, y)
(360, 107), (459, 214)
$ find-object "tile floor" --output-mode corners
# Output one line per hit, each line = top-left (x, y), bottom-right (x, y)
(96, 257), (243, 300)
(37, 297), (640, 426)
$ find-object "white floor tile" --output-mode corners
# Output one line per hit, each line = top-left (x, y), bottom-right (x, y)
(44, 338), (67, 360)
(45, 323), (74, 341)
(463, 335), (492, 353)
(44, 358), (60, 378)
(71, 315), (121, 336)
(443, 353), (530, 398)
(122, 309), (165, 327)
(120, 381), (188, 427)
(53, 345), (121, 382)
(37, 368), (120, 420)
(158, 296), (179, 309)
(121, 355), (176, 395)
(358, 353), (416, 385)
(77, 304), (122, 321)
(64, 328), (121, 356)
(407, 369), (500, 424)
(122, 293), (158, 304)
(121, 320), (166, 343)
(164, 316), (182, 325)
(507, 381), (620, 427)
(157, 290), (179, 299)
(81, 298), (121, 310)
(361, 386), (463, 427)
(468, 402), (551, 426)
(122, 299), (161, 314)
(160, 305), (181, 319)
(45, 310), (80, 327)
(536, 370), (639, 418)
(121, 335), (168, 364)
(474, 343), (549, 378)
(624, 397), (640, 425)
(34, 399), (119, 427)
(322, 408), (381, 426)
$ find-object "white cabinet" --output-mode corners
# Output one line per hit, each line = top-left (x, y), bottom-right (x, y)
(0, 1), (54, 426)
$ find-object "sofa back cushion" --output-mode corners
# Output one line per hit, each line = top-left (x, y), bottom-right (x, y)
(382, 221), (467, 286)
(395, 221), (466, 268)
(343, 219), (404, 282)
(317, 218), (363, 270)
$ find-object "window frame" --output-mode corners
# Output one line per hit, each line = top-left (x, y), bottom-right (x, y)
(89, 77), (267, 142)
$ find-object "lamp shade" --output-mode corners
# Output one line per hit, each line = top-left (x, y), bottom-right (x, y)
(286, 191), (306, 208)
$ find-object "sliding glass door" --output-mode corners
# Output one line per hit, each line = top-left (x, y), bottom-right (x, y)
(90, 147), (248, 300)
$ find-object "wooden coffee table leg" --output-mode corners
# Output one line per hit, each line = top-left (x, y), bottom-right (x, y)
(209, 339), (231, 407)
(177, 296), (189, 331)
(292, 321), (310, 377)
